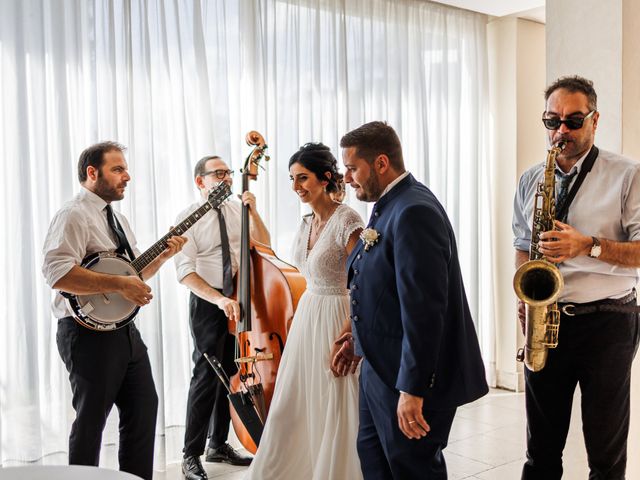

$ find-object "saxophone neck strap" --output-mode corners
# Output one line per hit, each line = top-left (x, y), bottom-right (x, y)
(555, 145), (599, 222)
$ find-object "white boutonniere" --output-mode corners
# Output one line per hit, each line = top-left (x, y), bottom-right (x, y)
(360, 228), (380, 252)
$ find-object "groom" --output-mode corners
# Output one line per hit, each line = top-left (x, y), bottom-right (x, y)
(335, 121), (489, 479)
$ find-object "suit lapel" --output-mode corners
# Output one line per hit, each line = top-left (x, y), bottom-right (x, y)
(347, 174), (415, 281)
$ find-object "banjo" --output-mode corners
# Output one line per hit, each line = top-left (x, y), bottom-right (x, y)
(63, 182), (232, 331)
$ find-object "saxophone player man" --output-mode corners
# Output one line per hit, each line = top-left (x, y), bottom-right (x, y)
(513, 75), (640, 479)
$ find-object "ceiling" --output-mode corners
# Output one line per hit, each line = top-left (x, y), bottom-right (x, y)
(431, 0), (546, 23)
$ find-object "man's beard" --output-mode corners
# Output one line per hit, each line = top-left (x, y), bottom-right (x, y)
(94, 176), (125, 202)
(356, 169), (384, 202)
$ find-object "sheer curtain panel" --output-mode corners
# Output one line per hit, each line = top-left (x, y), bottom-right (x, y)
(0, 0), (493, 470)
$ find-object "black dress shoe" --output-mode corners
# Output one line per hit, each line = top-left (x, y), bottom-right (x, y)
(205, 442), (253, 466)
(182, 455), (208, 480)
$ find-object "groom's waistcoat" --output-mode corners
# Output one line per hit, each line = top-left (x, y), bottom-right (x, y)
(347, 174), (488, 409)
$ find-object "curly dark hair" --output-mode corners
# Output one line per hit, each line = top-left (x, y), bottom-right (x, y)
(77, 141), (126, 183)
(545, 75), (597, 111)
(288, 143), (342, 193)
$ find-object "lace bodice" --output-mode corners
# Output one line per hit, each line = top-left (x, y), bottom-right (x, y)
(291, 204), (364, 295)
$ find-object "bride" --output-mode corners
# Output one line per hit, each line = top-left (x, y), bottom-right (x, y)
(244, 143), (364, 479)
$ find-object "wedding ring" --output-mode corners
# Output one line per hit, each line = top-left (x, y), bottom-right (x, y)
(408, 421), (416, 424)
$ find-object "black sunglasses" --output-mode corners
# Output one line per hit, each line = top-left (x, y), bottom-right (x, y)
(202, 169), (234, 179)
(542, 110), (596, 130)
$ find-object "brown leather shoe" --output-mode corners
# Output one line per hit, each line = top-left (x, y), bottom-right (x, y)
(182, 455), (208, 480)
(205, 443), (252, 466)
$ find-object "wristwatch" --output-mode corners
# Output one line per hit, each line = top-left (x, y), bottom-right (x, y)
(588, 236), (602, 258)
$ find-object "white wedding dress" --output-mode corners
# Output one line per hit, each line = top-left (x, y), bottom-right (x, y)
(244, 204), (364, 480)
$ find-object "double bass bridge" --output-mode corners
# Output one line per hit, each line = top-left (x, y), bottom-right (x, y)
(235, 352), (274, 364)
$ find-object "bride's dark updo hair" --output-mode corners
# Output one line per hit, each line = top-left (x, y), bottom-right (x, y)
(288, 142), (343, 194)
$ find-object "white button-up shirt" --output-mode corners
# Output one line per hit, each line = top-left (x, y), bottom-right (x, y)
(42, 187), (140, 318)
(173, 198), (242, 289)
(513, 148), (640, 303)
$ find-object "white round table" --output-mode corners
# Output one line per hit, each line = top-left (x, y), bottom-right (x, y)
(0, 465), (141, 480)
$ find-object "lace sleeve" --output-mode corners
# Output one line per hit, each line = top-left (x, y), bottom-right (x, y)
(338, 206), (365, 247)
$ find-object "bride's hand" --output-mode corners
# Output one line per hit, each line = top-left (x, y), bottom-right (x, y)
(330, 333), (361, 377)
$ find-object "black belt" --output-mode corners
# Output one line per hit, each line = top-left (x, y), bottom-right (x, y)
(560, 291), (640, 316)
(59, 316), (136, 330)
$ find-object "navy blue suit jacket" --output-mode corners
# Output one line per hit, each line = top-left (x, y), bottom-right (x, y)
(348, 174), (488, 409)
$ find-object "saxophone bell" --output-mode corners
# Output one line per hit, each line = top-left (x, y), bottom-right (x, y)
(514, 259), (564, 371)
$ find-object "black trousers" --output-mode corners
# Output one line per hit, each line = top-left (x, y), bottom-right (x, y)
(357, 359), (456, 480)
(56, 317), (158, 480)
(183, 293), (237, 457)
(522, 307), (640, 480)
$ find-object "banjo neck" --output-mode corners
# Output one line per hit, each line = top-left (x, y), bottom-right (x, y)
(131, 200), (217, 273)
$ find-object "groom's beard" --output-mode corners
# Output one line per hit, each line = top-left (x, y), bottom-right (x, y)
(356, 169), (383, 202)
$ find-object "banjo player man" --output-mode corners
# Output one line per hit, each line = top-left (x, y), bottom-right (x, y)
(42, 141), (187, 480)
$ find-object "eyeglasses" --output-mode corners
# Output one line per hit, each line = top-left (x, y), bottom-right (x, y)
(202, 169), (234, 179)
(542, 110), (596, 130)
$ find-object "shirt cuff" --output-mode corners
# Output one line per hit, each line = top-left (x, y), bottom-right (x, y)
(44, 262), (76, 289)
(176, 265), (196, 283)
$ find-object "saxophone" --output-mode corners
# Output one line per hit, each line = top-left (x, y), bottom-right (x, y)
(513, 141), (566, 372)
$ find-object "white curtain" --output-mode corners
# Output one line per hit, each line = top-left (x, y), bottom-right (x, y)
(0, 0), (493, 470)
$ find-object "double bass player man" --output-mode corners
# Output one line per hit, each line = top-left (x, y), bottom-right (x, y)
(175, 155), (270, 480)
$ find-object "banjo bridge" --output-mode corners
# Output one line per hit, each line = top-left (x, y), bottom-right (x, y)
(79, 301), (95, 315)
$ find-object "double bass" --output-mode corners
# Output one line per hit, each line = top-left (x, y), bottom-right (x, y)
(228, 131), (306, 453)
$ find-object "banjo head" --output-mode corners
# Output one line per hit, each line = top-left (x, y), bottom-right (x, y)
(69, 252), (140, 330)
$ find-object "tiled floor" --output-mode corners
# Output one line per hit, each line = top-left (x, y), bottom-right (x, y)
(154, 388), (590, 480)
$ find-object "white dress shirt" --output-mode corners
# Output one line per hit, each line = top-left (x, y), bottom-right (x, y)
(173, 198), (242, 290)
(513, 148), (640, 303)
(42, 187), (140, 318)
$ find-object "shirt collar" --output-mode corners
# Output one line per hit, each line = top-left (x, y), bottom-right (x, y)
(79, 186), (109, 211)
(556, 149), (590, 177)
(379, 171), (410, 199)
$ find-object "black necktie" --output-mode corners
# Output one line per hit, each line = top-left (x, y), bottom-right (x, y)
(556, 170), (577, 223)
(105, 204), (135, 260)
(215, 207), (234, 297)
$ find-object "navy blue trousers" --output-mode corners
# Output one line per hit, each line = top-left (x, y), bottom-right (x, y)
(522, 308), (640, 480)
(357, 359), (456, 480)
(56, 317), (158, 480)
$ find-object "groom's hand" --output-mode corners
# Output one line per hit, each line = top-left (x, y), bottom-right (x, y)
(397, 392), (430, 439)
(330, 333), (362, 377)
